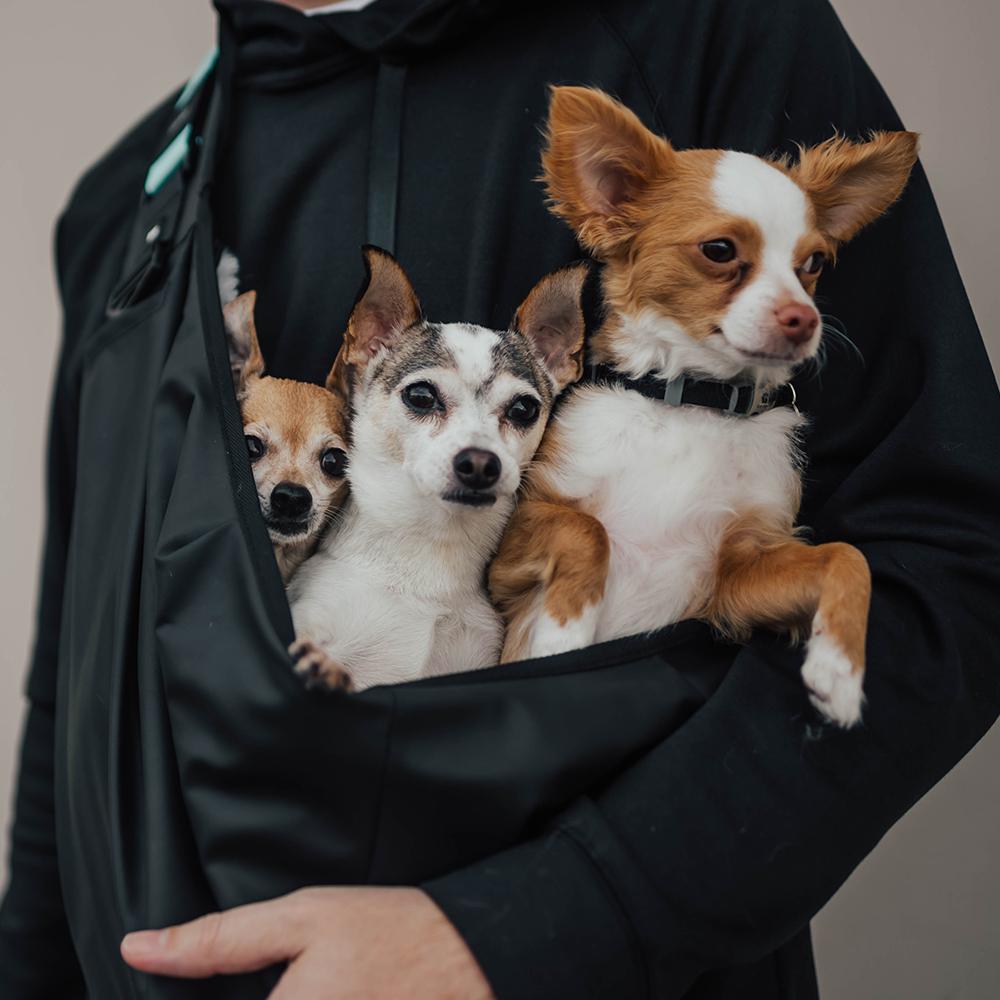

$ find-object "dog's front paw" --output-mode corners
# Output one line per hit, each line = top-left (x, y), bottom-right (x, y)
(801, 631), (864, 728)
(290, 638), (354, 693)
(526, 607), (598, 660)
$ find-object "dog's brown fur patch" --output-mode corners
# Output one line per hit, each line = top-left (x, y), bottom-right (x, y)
(241, 377), (348, 456)
(491, 491), (610, 664)
(697, 511), (871, 673)
(791, 131), (920, 243)
(541, 88), (916, 368)
(224, 291), (351, 583)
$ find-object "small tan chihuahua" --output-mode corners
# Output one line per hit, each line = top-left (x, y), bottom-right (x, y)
(223, 290), (350, 583)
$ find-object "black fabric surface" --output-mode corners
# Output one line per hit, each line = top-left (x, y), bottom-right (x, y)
(2, 0), (999, 998)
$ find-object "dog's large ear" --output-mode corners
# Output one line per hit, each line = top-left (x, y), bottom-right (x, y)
(514, 262), (589, 393)
(324, 345), (351, 404)
(542, 86), (674, 257)
(223, 290), (265, 397)
(344, 246), (423, 368)
(792, 131), (919, 243)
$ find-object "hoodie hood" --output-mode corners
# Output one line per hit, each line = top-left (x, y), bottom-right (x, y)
(215, 0), (529, 86)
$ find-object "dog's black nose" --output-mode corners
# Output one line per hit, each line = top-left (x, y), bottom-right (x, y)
(270, 482), (313, 519)
(453, 448), (501, 490)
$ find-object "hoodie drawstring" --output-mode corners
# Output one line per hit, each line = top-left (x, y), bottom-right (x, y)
(366, 60), (407, 255)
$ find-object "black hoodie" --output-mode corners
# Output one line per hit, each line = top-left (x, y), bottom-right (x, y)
(2, 1), (999, 998)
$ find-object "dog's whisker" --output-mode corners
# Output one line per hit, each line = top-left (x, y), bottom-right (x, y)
(321, 506), (347, 530)
(819, 315), (865, 366)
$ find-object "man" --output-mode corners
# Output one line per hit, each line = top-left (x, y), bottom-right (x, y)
(2, 0), (999, 997)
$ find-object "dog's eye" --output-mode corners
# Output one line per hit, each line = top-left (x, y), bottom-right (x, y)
(506, 395), (541, 428)
(403, 382), (442, 413)
(245, 435), (265, 462)
(320, 447), (348, 478)
(801, 251), (827, 275)
(700, 239), (737, 264)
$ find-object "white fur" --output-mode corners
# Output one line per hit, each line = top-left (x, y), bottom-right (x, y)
(801, 620), (865, 727)
(355, 325), (542, 508)
(511, 142), (860, 721)
(608, 307), (794, 389)
(289, 499), (504, 688)
(241, 416), (347, 553)
(527, 604), (602, 660)
(712, 152), (820, 362)
(517, 158), (820, 656)
(216, 249), (241, 305)
(525, 367), (804, 648)
(290, 321), (553, 690)
(440, 323), (499, 384)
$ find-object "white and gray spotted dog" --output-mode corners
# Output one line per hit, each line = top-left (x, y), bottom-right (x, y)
(288, 247), (588, 691)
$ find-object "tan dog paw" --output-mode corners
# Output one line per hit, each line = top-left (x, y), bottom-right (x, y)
(289, 638), (354, 693)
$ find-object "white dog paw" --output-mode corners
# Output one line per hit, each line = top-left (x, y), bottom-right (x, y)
(801, 632), (864, 728)
(527, 608), (597, 660)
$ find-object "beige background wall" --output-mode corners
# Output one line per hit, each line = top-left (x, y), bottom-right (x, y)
(0, 2), (997, 997)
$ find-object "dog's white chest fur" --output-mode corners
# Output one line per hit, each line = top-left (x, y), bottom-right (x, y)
(288, 503), (503, 690)
(544, 386), (804, 640)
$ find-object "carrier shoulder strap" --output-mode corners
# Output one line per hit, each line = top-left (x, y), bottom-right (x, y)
(108, 49), (221, 316)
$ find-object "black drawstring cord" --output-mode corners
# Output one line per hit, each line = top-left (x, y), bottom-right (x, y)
(366, 60), (407, 255)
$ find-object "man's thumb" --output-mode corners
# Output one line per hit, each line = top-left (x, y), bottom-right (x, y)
(121, 894), (308, 978)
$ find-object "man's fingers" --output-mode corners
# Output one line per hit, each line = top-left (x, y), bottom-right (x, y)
(121, 893), (312, 978)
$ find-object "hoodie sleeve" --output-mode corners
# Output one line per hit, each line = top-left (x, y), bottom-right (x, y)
(425, 2), (1000, 996)
(0, 213), (87, 997)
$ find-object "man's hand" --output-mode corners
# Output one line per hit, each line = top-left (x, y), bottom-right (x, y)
(120, 886), (495, 1000)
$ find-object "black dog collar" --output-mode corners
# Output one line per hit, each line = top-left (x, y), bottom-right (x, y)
(587, 363), (797, 417)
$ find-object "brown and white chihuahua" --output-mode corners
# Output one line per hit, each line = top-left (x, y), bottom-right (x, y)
(222, 285), (350, 583)
(490, 87), (918, 726)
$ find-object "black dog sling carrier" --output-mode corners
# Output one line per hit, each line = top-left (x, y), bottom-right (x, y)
(56, 55), (729, 997)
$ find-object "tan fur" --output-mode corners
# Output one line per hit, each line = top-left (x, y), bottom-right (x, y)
(543, 88), (915, 368)
(544, 89), (840, 363)
(224, 293), (350, 584)
(241, 377), (348, 457)
(224, 290), (266, 394)
(289, 638), (354, 692)
(791, 131), (920, 242)
(696, 512), (871, 674)
(493, 407), (608, 663)
(491, 491), (610, 664)
(492, 87), (915, 723)
(514, 265), (588, 389)
(344, 248), (422, 368)
(541, 85), (676, 255)
(324, 344), (352, 407)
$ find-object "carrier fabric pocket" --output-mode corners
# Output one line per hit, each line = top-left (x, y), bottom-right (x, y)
(60, 206), (732, 1000)
(367, 630), (713, 884)
(175, 213), (721, 898)
(156, 519), (395, 904)
(170, 213), (725, 900)
(150, 221), (389, 909)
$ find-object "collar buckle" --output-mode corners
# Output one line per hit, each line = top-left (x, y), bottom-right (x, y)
(727, 382), (756, 415)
